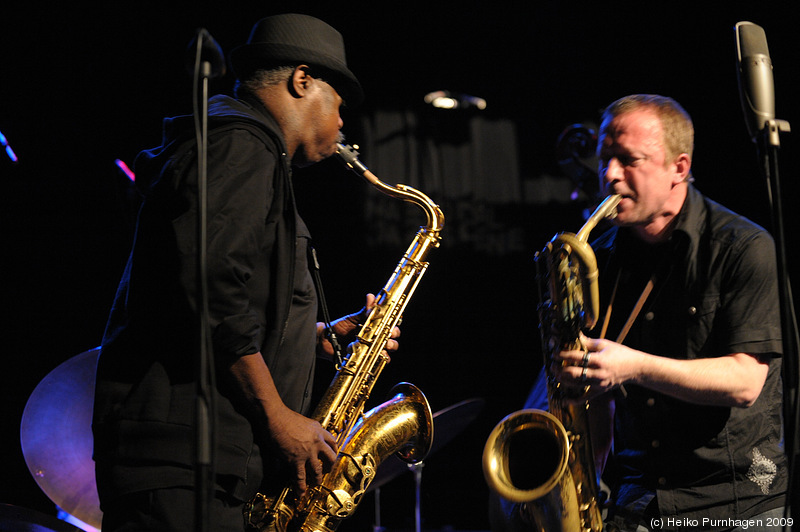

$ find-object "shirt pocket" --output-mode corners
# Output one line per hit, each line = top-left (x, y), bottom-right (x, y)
(686, 294), (720, 356)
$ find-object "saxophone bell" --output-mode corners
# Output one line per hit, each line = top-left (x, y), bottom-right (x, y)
(483, 409), (583, 531)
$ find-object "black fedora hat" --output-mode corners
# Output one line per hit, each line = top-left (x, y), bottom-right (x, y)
(230, 13), (363, 106)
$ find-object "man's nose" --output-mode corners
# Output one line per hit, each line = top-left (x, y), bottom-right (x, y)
(600, 157), (624, 182)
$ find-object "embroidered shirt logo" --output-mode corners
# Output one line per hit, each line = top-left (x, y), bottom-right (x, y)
(746, 447), (776, 494)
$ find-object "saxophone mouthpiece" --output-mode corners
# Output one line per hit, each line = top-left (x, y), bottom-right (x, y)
(603, 194), (622, 220)
(335, 143), (369, 175)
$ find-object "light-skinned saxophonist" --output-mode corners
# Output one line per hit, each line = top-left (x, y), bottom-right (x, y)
(93, 14), (401, 532)
(493, 94), (787, 532)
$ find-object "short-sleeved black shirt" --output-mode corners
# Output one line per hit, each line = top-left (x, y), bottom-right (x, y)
(592, 185), (787, 529)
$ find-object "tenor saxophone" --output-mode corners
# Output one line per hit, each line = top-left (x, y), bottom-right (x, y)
(483, 194), (621, 532)
(244, 143), (443, 532)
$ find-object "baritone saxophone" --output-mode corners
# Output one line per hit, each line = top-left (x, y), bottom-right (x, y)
(243, 143), (443, 532)
(483, 194), (621, 532)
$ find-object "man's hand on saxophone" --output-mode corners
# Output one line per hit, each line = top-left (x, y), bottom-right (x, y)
(268, 404), (340, 497)
(553, 333), (639, 400)
(316, 293), (402, 361)
(227, 351), (339, 498)
(554, 332), (770, 408)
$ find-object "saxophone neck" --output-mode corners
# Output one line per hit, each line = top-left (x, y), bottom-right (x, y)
(336, 143), (445, 234)
(409, 185), (445, 235)
(576, 194), (621, 242)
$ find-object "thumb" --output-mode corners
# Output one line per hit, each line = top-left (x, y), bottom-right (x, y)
(364, 293), (377, 311)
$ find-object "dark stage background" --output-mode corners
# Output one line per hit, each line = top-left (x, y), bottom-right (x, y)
(2, 2), (799, 531)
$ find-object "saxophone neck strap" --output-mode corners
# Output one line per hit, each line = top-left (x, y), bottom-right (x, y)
(308, 244), (345, 366)
(599, 269), (656, 345)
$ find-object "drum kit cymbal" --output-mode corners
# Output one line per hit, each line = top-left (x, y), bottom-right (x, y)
(0, 503), (85, 532)
(17, 348), (484, 531)
(19, 348), (102, 531)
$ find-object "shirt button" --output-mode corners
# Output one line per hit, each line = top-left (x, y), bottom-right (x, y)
(651, 440), (660, 448)
(688, 306), (697, 316)
(645, 311), (655, 321)
(658, 477), (667, 486)
(646, 397), (656, 407)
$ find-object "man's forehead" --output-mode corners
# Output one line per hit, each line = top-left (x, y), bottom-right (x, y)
(600, 110), (661, 144)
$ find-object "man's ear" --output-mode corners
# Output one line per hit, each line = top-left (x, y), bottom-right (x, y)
(288, 65), (313, 98)
(673, 153), (692, 185)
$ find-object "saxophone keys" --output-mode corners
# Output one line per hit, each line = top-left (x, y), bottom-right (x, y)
(326, 490), (355, 517)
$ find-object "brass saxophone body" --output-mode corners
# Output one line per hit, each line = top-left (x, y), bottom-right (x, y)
(483, 195), (621, 532)
(244, 143), (443, 532)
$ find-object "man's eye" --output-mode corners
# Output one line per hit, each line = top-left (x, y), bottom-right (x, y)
(601, 155), (645, 168)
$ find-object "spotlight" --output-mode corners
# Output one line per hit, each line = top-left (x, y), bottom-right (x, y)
(0, 129), (19, 162)
(424, 90), (487, 110)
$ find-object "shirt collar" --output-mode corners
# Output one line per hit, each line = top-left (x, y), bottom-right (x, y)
(612, 184), (705, 266)
(667, 184), (706, 259)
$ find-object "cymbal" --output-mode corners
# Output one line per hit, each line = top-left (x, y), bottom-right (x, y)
(368, 397), (485, 492)
(0, 503), (84, 532)
(20, 348), (102, 530)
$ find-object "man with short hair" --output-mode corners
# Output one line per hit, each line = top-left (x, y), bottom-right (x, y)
(556, 94), (788, 531)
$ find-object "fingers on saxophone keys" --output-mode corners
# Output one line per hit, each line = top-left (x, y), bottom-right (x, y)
(311, 459), (325, 485)
(579, 348), (592, 382)
(553, 348), (592, 383)
(554, 347), (589, 366)
(295, 469), (308, 496)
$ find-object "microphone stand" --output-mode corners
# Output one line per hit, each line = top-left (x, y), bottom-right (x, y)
(371, 462), (426, 532)
(754, 118), (797, 524)
(412, 462), (424, 532)
(189, 29), (219, 532)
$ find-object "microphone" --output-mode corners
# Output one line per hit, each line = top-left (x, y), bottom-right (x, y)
(735, 21), (775, 142)
(186, 28), (226, 79)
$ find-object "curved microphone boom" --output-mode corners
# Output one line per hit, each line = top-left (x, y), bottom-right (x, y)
(186, 28), (227, 79)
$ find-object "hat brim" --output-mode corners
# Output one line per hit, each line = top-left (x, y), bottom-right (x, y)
(229, 43), (364, 106)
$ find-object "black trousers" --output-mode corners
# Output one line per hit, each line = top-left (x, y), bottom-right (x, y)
(101, 487), (247, 532)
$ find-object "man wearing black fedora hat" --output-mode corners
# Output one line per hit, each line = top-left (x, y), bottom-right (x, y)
(92, 13), (394, 531)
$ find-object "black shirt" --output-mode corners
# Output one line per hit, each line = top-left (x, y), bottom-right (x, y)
(593, 185), (786, 529)
(93, 95), (318, 503)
